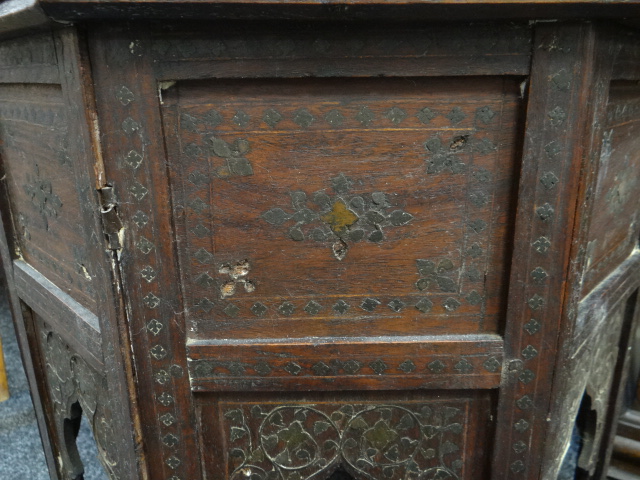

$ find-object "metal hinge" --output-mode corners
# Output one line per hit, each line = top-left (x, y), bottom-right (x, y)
(99, 186), (123, 250)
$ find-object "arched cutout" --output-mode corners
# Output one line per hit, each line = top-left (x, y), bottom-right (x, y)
(575, 391), (598, 479)
(63, 401), (85, 480)
(328, 466), (355, 480)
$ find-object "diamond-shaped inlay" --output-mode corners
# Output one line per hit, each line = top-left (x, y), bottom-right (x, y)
(369, 359), (387, 375)
(516, 395), (534, 410)
(443, 297), (461, 312)
(284, 362), (302, 375)
(468, 219), (487, 233)
(540, 171), (559, 190)
(548, 106), (567, 126)
(360, 298), (380, 312)
(157, 393), (174, 406)
(333, 299), (349, 314)
(533, 236), (551, 254)
(166, 457), (181, 469)
(155, 370), (170, 384)
(447, 107), (466, 125)
(428, 360), (445, 373)
(251, 302), (268, 317)
(531, 267), (548, 284)
(522, 345), (539, 360)
(475, 106), (496, 124)
(513, 441), (528, 454)
(147, 319), (163, 336)
(342, 360), (362, 374)
(193, 248), (214, 264)
(188, 171), (209, 186)
(115, 85), (134, 105)
(137, 237), (154, 254)
(545, 140), (562, 158)
(278, 302), (295, 316)
(528, 294), (545, 310)
(293, 108), (315, 128)
(384, 107), (407, 125)
(466, 291), (482, 306)
(194, 272), (215, 288)
(468, 243), (483, 258)
(130, 182), (148, 200)
(536, 203), (554, 222)
(388, 299), (406, 312)
(122, 117), (141, 134)
(312, 362), (332, 376)
(511, 461), (526, 474)
(141, 266), (156, 283)
(191, 224), (210, 238)
(143, 293), (160, 308)
(263, 108), (282, 128)
(514, 419), (530, 433)
(124, 150), (143, 170)
(325, 109), (344, 127)
(355, 106), (375, 126)
(204, 109), (223, 127)
(415, 298), (433, 314)
(262, 208), (290, 226)
(159, 413), (175, 426)
(254, 362), (272, 376)
(163, 434), (179, 447)
(524, 319), (541, 335)
(193, 298), (215, 313)
(183, 143), (201, 158)
(416, 107), (437, 124)
(188, 198), (208, 214)
(232, 110), (250, 127)
(180, 113), (199, 132)
(519, 369), (535, 384)
(304, 300), (322, 315)
(223, 303), (240, 318)
(132, 211), (149, 227)
(150, 344), (167, 360)
(469, 191), (488, 207)
(454, 359), (473, 373)
(483, 357), (501, 373)
(398, 360), (416, 373)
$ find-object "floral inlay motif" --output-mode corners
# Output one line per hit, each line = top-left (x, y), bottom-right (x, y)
(224, 403), (464, 480)
(261, 174), (414, 260)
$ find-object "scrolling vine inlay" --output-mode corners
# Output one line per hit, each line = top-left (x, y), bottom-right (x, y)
(223, 402), (465, 480)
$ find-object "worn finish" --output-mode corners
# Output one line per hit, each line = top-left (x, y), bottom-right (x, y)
(0, 27), (140, 480)
(0, 11), (639, 480)
(200, 391), (494, 480)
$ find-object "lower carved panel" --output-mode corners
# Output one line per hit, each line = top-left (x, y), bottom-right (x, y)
(200, 392), (493, 480)
(34, 314), (119, 479)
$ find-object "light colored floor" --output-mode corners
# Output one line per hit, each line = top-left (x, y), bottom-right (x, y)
(0, 288), (107, 480)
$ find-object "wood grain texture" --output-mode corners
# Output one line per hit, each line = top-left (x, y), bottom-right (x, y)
(491, 22), (615, 479)
(188, 335), (504, 391)
(582, 80), (640, 296)
(13, 260), (103, 370)
(164, 76), (522, 342)
(152, 22), (532, 80)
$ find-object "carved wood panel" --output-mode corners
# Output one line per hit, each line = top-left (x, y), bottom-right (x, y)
(0, 82), (97, 312)
(164, 77), (520, 340)
(582, 80), (640, 295)
(33, 313), (118, 479)
(200, 392), (493, 480)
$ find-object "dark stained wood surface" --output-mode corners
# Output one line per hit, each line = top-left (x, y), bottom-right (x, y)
(582, 80), (640, 296)
(0, 14), (639, 480)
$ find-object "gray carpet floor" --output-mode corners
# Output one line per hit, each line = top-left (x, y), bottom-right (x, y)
(0, 287), (108, 480)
